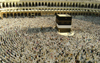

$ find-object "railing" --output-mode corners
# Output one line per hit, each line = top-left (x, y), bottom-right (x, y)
(1, 7), (100, 13)
(1, 1), (100, 9)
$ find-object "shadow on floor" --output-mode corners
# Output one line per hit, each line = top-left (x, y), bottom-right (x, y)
(72, 15), (100, 25)
(26, 27), (57, 34)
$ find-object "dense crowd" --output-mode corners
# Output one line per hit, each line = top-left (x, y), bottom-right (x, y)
(0, 16), (100, 63)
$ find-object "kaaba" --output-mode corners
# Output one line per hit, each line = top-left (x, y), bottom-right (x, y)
(56, 14), (72, 32)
